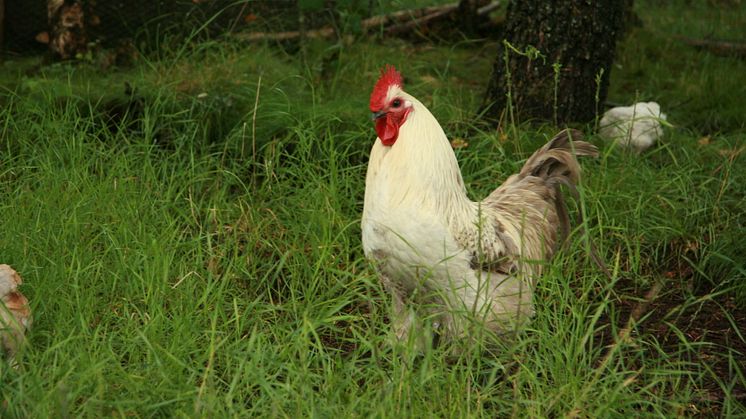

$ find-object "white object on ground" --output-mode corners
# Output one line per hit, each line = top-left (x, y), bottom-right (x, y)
(599, 102), (667, 152)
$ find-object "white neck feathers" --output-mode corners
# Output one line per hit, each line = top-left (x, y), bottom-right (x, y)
(368, 93), (472, 218)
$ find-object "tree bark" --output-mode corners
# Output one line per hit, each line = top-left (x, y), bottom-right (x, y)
(481, 0), (625, 125)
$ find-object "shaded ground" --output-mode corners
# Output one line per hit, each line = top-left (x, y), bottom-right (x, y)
(603, 251), (746, 415)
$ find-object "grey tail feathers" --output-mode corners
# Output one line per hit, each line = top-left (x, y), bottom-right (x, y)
(521, 129), (610, 278)
(520, 128), (599, 185)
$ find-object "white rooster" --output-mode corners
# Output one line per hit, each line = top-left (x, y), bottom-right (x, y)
(361, 66), (598, 348)
(1, 264), (32, 360)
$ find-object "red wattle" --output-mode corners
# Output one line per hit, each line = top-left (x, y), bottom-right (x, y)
(375, 118), (398, 146)
(374, 108), (411, 146)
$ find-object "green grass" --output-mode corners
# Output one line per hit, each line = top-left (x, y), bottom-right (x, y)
(609, 0), (746, 133)
(1, 0), (745, 416)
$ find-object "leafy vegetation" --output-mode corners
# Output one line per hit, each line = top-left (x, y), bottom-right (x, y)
(1, 0), (744, 416)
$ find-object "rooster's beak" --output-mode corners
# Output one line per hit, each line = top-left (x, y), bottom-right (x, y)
(371, 110), (387, 120)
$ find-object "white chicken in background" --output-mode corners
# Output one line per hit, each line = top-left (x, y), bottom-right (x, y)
(598, 101), (667, 153)
(362, 66), (598, 349)
(1, 264), (32, 360)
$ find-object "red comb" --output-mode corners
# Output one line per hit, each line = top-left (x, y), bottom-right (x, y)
(370, 65), (403, 111)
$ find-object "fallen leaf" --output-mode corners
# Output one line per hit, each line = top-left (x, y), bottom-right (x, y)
(35, 32), (50, 44)
(419, 75), (438, 85)
(450, 138), (468, 149)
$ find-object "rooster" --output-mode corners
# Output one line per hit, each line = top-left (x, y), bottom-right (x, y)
(1, 264), (32, 360)
(362, 66), (598, 348)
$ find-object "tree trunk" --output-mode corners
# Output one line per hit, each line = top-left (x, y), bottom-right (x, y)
(481, 0), (625, 125)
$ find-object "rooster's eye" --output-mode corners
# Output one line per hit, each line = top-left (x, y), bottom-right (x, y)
(392, 99), (401, 108)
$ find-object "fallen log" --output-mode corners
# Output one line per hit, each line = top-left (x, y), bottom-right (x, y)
(676, 35), (746, 58)
(234, 1), (500, 42)
(384, 3), (458, 35)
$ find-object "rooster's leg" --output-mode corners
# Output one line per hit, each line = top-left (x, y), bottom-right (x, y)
(378, 274), (425, 349)
(387, 283), (414, 343)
